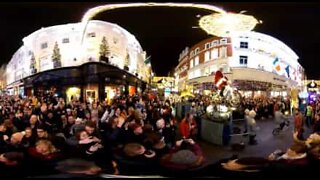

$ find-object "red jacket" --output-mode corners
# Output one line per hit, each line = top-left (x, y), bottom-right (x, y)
(294, 113), (303, 131)
(180, 118), (197, 139)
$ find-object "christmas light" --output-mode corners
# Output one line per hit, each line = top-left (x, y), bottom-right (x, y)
(199, 12), (261, 37)
(81, 3), (261, 38)
(82, 3), (226, 23)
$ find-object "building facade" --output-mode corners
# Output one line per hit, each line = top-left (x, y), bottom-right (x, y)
(175, 31), (305, 97)
(6, 20), (152, 103)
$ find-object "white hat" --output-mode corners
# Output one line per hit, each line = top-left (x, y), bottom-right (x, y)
(76, 118), (83, 123)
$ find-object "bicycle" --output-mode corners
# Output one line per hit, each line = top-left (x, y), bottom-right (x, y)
(272, 119), (290, 136)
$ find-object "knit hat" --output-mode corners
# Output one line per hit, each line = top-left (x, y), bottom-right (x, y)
(56, 158), (102, 175)
(169, 150), (198, 165)
(123, 143), (145, 157)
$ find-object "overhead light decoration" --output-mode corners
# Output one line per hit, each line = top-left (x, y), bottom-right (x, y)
(80, 2), (227, 45)
(82, 2), (226, 23)
(199, 12), (261, 37)
(81, 3), (261, 39)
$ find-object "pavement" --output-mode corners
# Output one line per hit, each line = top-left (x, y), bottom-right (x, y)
(198, 116), (313, 166)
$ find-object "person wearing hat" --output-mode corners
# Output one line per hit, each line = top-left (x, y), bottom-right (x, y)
(214, 70), (232, 98)
(160, 139), (205, 172)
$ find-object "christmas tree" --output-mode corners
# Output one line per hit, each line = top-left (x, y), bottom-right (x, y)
(52, 42), (62, 68)
(99, 36), (110, 63)
(30, 52), (37, 74)
(124, 49), (130, 71)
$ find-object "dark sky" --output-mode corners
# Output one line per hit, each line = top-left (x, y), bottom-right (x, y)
(0, 2), (319, 78)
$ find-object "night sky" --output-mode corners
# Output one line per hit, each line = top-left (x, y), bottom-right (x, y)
(0, 2), (320, 78)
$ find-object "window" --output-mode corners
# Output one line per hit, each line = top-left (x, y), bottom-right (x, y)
(211, 49), (218, 59)
(194, 56), (199, 66)
(62, 38), (70, 43)
(190, 50), (194, 57)
(239, 56), (248, 65)
(41, 42), (48, 49)
(219, 47), (227, 58)
(211, 40), (218, 47)
(240, 42), (248, 48)
(205, 43), (210, 49)
(220, 38), (227, 45)
(87, 32), (96, 38)
(190, 59), (194, 68)
(195, 48), (200, 55)
(204, 51), (210, 62)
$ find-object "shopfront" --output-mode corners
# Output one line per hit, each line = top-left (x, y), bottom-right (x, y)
(22, 62), (147, 104)
(105, 85), (124, 104)
(66, 87), (81, 103)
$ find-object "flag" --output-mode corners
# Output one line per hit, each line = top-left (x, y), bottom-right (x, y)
(285, 65), (290, 78)
(144, 56), (151, 64)
(273, 57), (279, 65)
(273, 57), (281, 74)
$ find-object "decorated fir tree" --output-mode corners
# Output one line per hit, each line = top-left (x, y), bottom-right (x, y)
(30, 52), (37, 74)
(124, 49), (130, 71)
(52, 42), (62, 68)
(99, 36), (110, 63)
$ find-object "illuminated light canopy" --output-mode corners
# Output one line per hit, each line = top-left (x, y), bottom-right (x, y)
(80, 3), (227, 43)
(82, 3), (226, 23)
(199, 12), (261, 37)
(81, 3), (261, 40)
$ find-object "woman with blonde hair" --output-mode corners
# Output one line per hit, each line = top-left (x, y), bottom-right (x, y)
(28, 139), (61, 161)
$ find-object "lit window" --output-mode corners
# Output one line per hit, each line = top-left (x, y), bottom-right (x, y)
(190, 59), (194, 68)
(219, 47), (227, 58)
(195, 48), (200, 55)
(194, 56), (199, 66)
(87, 32), (96, 38)
(204, 51), (210, 62)
(211, 49), (218, 59)
(62, 38), (70, 43)
(41, 42), (48, 49)
(240, 42), (248, 48)
(211, 40), (219, 47)
(239, 56), (248, 65)
(220, 38), (227, 45)
(205, 43), (210, 49)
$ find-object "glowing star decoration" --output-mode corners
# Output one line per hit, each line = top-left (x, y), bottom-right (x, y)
(199, 12), (261, 37)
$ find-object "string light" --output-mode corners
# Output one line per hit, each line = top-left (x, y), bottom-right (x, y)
(82, 3), (226, 23)
(199, 12), (261, 37)
(81, 3), (261, 38)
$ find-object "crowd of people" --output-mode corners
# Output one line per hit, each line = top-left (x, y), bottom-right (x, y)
(0, 93), (207, 177)
(1, 90), (320, 178)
